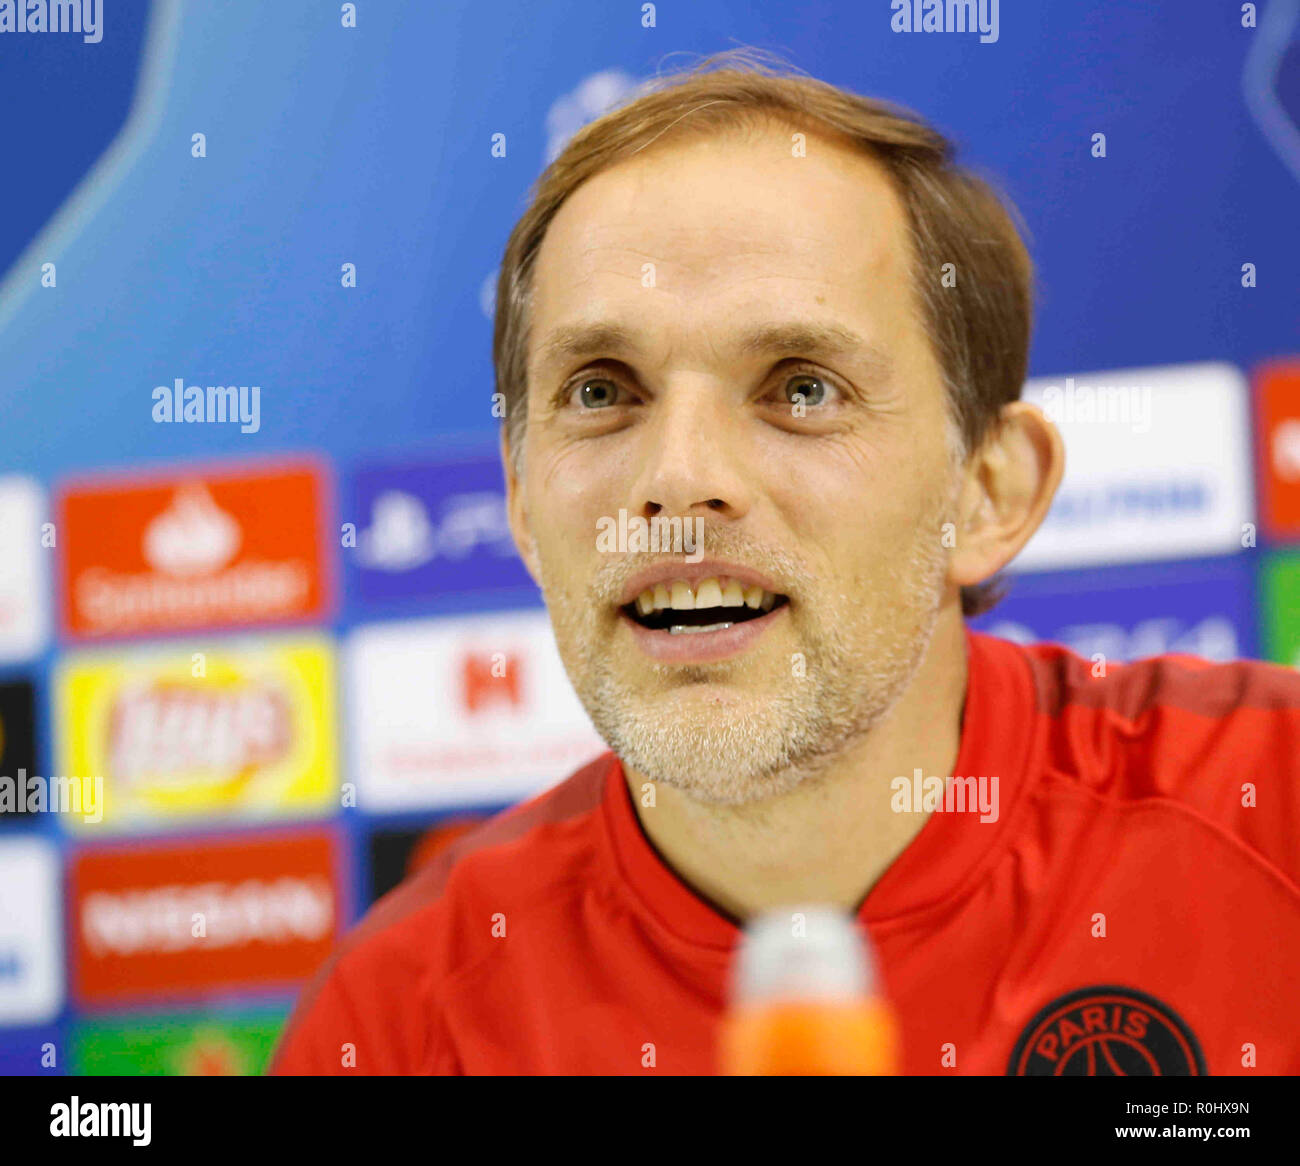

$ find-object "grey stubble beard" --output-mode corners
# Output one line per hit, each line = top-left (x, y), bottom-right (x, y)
(538, 465), (959, 808)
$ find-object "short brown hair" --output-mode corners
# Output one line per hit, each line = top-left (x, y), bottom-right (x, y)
(493, 48), (1032, 617)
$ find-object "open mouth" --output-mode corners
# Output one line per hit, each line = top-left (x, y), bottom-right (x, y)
(620, 576), (789, 635)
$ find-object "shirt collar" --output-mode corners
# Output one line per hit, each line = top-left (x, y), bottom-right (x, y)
(599, 628), (1043, 951)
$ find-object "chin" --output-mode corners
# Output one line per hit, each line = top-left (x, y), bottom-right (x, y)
(598, 693), (813, 800)
(630, 746), (814, 806)
(629, 676), (785, 728)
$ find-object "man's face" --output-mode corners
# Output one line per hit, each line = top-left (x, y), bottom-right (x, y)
(510, 120), (963, 805)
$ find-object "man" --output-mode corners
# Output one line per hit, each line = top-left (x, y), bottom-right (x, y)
(272, 51), (1300, 1075)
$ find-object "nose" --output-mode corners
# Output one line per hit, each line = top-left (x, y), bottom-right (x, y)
(628, 378), (754, 524)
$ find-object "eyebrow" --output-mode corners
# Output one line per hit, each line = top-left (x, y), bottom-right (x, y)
(532, 319), (894, 381)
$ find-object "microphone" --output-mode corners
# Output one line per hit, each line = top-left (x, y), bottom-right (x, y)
(720, 905), (898, 1075)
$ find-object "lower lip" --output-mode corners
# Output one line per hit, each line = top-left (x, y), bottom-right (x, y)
(619, 603), (788, 663)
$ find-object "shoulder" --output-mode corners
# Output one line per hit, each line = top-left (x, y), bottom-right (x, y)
(990, 632), (1300, 887)
(268, 751), (615, 1074)
(1013, 636), (1300, 781)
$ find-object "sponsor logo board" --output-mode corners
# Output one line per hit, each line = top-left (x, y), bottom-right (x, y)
(1253, 359), (1300, 540)
(347, 455), (532, 608)
(347, 611), (604, 810)
(0, 836), (63, 1025)
(59, 461), (330, 639)
(0, 476), (50, 662)
(69, 830), (341, 1006)
(973, 558), (1255, 662)
(71, 1010), (288, 1075)
(1013, 363), (1252, 571)
(1260, 551), (1300, 669)
(0, 679), (39, 825)
(56, 636), (338, 833)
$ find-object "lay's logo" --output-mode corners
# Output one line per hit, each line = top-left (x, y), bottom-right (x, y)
(107, 681), (292, 804)
(56, 637), (337, 833)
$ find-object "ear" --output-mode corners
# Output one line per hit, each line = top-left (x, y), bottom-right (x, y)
(948, 401), (1065, 590)
(501, 426), (543, 587)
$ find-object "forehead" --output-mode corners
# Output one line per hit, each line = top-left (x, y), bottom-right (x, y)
(528, 121), (920, 368)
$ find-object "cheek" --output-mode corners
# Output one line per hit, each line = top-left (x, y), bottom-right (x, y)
(761, 434), (907, 536)
(764, 448), (946, 591)
(535, 424), (641, 499)
(525, 443), (621, 576)
(534, 437), (599, 505)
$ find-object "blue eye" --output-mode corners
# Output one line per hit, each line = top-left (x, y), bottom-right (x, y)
(785, 374), (827, 407)
(575, 378), (620, 408)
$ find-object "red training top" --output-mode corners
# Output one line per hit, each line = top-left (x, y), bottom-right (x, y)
(270, 629), (1300, 1075)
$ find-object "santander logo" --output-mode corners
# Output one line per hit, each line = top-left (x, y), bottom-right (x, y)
(62, 463), (327, 637)
(143, 484), (242, 577)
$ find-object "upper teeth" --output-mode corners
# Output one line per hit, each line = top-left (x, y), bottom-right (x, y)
(633, 577), (778, 616)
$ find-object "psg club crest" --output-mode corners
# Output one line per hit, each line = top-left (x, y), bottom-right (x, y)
(1008, 986), (1207, 1076)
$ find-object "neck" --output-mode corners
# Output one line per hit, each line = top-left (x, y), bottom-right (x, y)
(624, 604), (970, 923)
